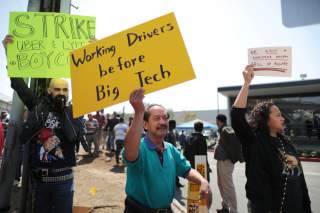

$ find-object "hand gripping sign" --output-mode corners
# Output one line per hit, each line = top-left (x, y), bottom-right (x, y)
(187, 155), (208, 213)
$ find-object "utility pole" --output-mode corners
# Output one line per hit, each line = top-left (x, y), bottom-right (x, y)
(0, 1), (70, 212)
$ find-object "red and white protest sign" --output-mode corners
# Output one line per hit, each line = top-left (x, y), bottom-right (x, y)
(248, 47), (292, 77)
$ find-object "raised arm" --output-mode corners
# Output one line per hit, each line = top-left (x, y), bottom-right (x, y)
(2, 34), (35, 110)
(124, 89), (145, 162)
(231, 65), (256, 160)
(233, 64), (254, 108)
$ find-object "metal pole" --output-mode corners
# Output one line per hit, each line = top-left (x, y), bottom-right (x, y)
(217, 91), (220, 113)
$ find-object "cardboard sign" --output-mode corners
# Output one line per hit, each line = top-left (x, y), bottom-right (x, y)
(248, 47), (292, 77)
(187, 155), (208, 213)
(70, 12), (195, 117)
(187, 200), (200, 213)
(7, 12), (96, 78)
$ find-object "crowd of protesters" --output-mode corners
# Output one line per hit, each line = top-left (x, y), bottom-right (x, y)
(1, 89), (314, 213)
(1, 34), (313, 213)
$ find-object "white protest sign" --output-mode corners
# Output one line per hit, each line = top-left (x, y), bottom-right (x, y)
(248, 47), (292, 77)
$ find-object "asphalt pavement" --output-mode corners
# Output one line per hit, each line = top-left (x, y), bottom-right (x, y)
(175, 152), (320, 213)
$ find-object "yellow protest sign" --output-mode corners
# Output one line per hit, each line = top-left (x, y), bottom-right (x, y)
(187, 155), (208, 213)
(70, 12), (195, 117)
(7, 12), (95, 78)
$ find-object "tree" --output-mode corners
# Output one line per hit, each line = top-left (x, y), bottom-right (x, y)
(183, 111), (197, 122)
(167, 108), (175, 119)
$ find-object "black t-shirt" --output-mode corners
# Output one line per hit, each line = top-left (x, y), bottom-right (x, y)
(271, 136), (304, 213)
(31, 111), (76, 169)
(107, 117), (119, 131)
(165, 131), (176, 147)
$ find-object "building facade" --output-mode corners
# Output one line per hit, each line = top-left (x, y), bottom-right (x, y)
(218, 79), (320, 155)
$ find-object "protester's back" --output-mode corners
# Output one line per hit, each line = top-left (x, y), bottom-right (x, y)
(215, 126), (244, 164)
(184, 122), (208, 168)
(178, 131), (187, 148)
(114, 120), (128, 141)
(165, 120), (177, 147)
(107, 115), (120, 132)
(184, 131), (207, 168)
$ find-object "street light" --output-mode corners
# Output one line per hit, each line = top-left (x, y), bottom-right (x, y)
(300, 73), (307, 80)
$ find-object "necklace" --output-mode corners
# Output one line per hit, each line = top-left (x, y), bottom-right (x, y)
(279, 137), (288, 213)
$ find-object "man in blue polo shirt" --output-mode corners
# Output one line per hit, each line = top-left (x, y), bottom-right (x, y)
(123, 89), (212, 212)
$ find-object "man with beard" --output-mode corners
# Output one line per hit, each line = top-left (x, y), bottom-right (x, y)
(3, 35), (86, 213)
(123, 89), (212, 212)
(0, 113), (5, 157)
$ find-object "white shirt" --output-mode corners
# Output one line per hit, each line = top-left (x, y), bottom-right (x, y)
(114, 123), (128, 141)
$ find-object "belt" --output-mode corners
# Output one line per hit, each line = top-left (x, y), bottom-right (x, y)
(32, 167), (73, 182)
(52, 167), (72, 172)
(41, 173), (74, 183)
(125, 197), (172, 213)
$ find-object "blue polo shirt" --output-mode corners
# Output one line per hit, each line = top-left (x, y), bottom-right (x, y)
(124, 136), (191, 208)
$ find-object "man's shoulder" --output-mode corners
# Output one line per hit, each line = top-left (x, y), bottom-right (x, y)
(164, 141), (172, 147)
(137, 139), (152, 156)
(139, 138), (148, 147)
(222, 126), (235, 135)
(114, 123), (125, 129)
(119, 123), (129, 128)
(189, 132), (204, 140)
(221, 126), (241, 144)
(164, 142), (178, 152)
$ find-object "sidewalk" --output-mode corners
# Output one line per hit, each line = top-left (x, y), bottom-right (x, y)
(73, 150), (126, 213)
(74, 150), (186, 213)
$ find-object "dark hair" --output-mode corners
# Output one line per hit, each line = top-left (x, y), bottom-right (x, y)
(143, 104), (169, 122)
(194, 121), (203, 132)
(168, 120), (176, 130)
(248, 102), (275, 135)
(216, 114), (227, 124)
(119, 117), (124, 123)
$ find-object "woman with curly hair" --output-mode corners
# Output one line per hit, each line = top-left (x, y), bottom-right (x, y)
(231, 65), (312, 213)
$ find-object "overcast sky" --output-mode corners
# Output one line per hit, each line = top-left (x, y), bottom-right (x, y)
(1, 0), (320, 113)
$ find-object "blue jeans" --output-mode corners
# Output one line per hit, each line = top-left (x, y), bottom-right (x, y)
(115, 140), (124, 163)
(107, 131), (115, 151)
(35, 178), (74, 213)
